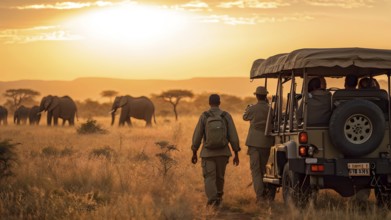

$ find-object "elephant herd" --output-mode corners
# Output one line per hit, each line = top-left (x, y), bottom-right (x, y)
(0, 95), (156, 127)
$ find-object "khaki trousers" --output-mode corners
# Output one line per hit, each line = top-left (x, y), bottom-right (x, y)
(248, 146), (271, 200)
(201, 156), (229, 203)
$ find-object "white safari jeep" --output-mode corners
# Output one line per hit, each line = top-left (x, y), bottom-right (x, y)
(250, 48), (391, 207)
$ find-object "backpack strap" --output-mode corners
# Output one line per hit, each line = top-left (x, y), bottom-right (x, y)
(220, 111), (229, 139)
(203, 111), (211, 118)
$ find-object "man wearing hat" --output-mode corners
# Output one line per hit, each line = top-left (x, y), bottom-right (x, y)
(191, 94), (241, 208)
(243, 86), (274, 203)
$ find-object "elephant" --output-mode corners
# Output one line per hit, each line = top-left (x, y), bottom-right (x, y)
(0, 106), (8, 125)
(39, 95), (77, 126)
(111, 95), (156, 127)
(14, 105), (30, 125)
(29, 105), (41, 125)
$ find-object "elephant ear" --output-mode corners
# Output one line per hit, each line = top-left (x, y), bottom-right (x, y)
(119, 97), (128, 107)
(43, 96), (52, 110)
(48, 97), (60, 112)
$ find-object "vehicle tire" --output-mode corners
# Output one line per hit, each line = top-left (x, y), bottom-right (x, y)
(329, 100), (385, 157)
(282, 163), (311, 208)
(262, 183), (277, 202)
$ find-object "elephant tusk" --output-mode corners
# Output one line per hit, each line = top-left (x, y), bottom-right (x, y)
(37, 112), (42, 115)
(109, 110), (115, 114)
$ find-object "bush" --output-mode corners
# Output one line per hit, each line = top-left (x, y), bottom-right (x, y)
(42, 146), (60, 156)
(0, 140), (18, 179)
(90, 146), (116, 159)
(77, 119), (107, 135)
(155, 141), (178, 178)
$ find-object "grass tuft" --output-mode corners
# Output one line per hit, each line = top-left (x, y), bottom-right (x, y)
(90, 146), (116, 159)
(42, 146), (60, 156)
(0, 139), (18, 179)
(77, 119), (107, 135)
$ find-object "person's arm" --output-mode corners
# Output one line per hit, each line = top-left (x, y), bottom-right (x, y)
(191, 115), (204, 164)
(243, 104), (254, 121)
(225, 113), (241, 166)
(233, 151), (239, 166)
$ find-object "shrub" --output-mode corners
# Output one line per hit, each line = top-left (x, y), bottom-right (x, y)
(133, 149), (149, 161)
(0, 139), (18, 179)
(155, 141), (178, 178)
(77, 119), (107, 135)
(90, 146), (116, 159)
(42, 146), (60, 157)
(60, 147), (74, 157)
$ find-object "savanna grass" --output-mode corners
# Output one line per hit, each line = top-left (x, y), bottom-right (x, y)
(0, 115), (389, 219)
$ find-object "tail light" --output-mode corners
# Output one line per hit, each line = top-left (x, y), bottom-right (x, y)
(311, 164), (325, 172)
(299, 145), (307, 157)
(299, 132), (308, 144)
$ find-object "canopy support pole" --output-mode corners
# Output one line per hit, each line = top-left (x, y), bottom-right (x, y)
(388, 72), (391, 151)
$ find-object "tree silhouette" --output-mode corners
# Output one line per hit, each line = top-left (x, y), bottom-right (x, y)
(158, 90), (193, 121)
(100, 90), (118, 103)
(3, 89), (40, 112)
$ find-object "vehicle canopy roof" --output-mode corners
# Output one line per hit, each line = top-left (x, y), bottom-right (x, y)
(251, 47), (391, 79)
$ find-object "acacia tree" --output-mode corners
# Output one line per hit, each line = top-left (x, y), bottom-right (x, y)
(100, 90), (118, 103)
(158, 89), (194, 121)
(3, 89), (40, 112)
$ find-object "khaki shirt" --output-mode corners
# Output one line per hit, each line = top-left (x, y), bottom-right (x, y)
(298, 89), (332, 126)
(191, 107), (241, 158)
(243, 100), (273, 149)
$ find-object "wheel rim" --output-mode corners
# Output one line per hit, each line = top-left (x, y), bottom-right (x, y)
(344, 114), (372, 144)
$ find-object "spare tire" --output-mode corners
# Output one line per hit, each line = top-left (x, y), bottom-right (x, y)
(329, 100), (385, 157)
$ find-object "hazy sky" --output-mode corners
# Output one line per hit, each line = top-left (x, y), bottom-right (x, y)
(1, 0), (391, 80)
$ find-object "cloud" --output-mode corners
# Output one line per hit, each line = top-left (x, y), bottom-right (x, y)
(305, 0), (374, 8)
(0, 26), (82, 44)
(165, 1), (211, 12)
(217, 0), (291, 9)
(15, 1), (114, 10)
(198, 13), (314, 25)
(198, 15), (257, 25)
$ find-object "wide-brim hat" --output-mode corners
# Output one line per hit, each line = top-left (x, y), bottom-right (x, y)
(254, 86), (268, 95)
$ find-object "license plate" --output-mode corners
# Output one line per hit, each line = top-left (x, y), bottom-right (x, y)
(348, 163), (370, 176)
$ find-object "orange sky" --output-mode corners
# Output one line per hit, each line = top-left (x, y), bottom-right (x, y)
(1, 0), (391, 81)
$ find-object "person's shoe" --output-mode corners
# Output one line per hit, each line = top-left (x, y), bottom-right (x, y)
(206, 199), (221, 209)
(214, 198), (222, 208)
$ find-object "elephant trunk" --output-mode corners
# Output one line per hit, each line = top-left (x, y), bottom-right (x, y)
(111, 109), (117, 126)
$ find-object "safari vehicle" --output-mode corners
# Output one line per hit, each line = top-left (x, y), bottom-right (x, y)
(250, 48), (391, 207)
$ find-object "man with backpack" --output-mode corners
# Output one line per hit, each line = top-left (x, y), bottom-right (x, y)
(243, 86), (274, 204)
(191, 94), (241, 207)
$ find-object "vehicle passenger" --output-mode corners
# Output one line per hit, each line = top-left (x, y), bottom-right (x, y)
(358, 77), (372, 89)
(243, 86), (274, 204)
(344, 74), (358, 89)
(298, 77), (332, 126)
(191, 94), (241, 208)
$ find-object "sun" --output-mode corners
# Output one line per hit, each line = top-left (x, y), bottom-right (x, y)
(68, 4), (188, 45)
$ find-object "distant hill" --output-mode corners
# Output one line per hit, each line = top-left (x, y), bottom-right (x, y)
(0, 77), (266, 103)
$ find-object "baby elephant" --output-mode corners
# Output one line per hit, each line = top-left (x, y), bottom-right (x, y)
(29, 106), (41, 125)
(14, 105), (30, 125)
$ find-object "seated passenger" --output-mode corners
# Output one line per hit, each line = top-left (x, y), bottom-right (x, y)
(298, 77), (332, 126)
(359, 77), (380, 89)
(358, 77), (372, 89)
(344, 74), (358, 89)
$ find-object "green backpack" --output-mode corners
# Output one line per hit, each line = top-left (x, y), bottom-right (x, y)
(203, 111), (228, 150)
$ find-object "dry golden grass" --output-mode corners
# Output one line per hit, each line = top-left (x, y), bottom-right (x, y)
(0, 114), (390, 219)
